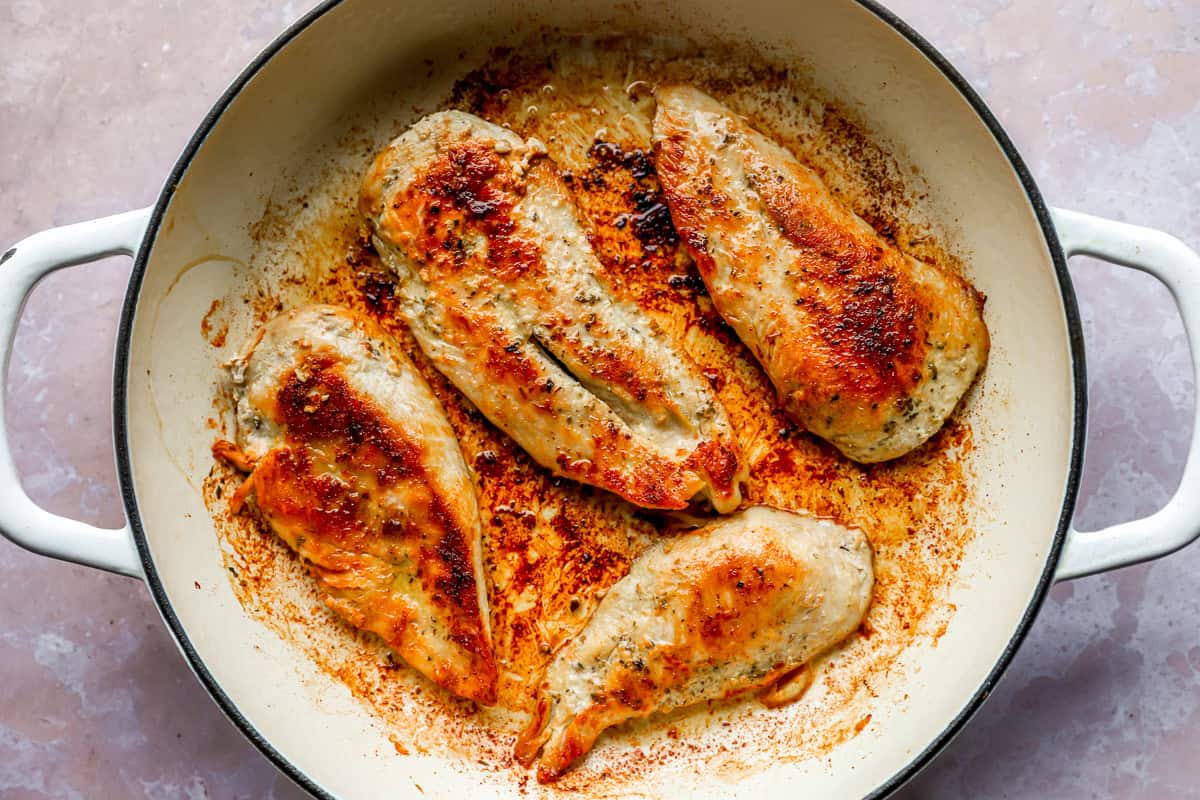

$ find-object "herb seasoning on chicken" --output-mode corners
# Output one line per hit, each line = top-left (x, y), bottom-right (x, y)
(653, 85), (989, 462)
(213, 305), (497, 704)
(515, 506), (873, 781)
(360, 110), (745, 511)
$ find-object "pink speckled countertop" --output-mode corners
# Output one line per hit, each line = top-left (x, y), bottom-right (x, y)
(2, 1), (1198, 797)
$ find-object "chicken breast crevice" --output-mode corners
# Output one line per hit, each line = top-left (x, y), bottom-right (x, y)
(653, 85), (989, 462)
(361, 110), (745, 511)
(215, 304), (497, 704)
(514, 505), (873, 781)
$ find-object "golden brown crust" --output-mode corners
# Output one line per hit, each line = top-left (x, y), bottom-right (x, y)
(525, 546), (806, 781)
(373, 140), (543, 283)
(654, 85), (989, 462)
(363, 111), (746, 509)
(218, 310), (498, 705)
(514, 507), (873, 781)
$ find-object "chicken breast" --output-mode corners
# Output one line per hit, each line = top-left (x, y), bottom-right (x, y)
(514, 505), (873, 781)
(653, 85), (989, 462)
(212, 305), (497, 705)
(360, 111), (744, 512)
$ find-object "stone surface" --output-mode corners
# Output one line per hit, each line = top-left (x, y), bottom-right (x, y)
(1, 1), (1197, 797)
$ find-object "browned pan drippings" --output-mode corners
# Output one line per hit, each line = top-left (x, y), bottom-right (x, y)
(203, 35), (982, 793)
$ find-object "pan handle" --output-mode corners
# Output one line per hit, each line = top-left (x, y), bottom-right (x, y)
(0, 209), (152, 579)
(1051, 207), (1200, 580)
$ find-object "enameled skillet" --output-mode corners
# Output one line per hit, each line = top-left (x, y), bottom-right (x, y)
(4, 1), (1200, 796)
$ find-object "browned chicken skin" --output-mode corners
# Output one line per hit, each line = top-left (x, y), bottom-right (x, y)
(515, 506), (873, 781)
(654, 86), (989, 462)
(361, 111), (745, 511)
(215, 305), (497, 705)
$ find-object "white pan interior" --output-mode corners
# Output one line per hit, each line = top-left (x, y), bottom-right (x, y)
(120, 0), (1077, 796)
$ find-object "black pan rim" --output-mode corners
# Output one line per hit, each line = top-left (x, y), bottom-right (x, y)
(111, 1), (1086, 797)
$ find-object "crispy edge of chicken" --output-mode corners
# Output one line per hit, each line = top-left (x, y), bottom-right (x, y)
(212, 304), (497, 705)
(513, 505), (873, 781)
(360, 110), (745, 512)
(653, 85), (989, 463)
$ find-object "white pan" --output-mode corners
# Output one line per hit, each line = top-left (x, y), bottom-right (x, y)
(3, 1), (1200, 797)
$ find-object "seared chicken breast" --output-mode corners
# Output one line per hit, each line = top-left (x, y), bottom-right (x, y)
(360, 111), (744, 511)
(213, 305), (497, 704)
(653, 86), (989, 462)
(514, 506), (873, 781)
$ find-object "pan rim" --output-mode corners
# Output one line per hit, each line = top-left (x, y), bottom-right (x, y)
(110, 1), (1086, 797)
